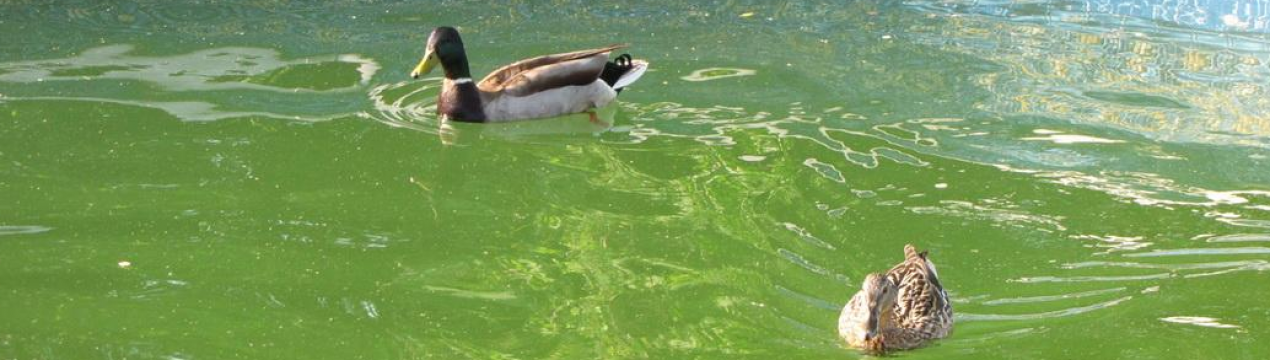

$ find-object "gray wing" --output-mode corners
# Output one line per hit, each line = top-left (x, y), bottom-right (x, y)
(478, 45), (626, 97)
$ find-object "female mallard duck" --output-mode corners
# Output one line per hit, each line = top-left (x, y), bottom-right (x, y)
(409, 26), (648, 122)
(838, 244), (953, 353)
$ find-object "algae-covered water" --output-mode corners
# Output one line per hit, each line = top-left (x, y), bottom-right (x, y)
(2, 1), (1270, 359)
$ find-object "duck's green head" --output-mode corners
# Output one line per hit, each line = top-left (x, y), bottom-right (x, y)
(411, 26), (470, 79)
(860, 273), (898, 341)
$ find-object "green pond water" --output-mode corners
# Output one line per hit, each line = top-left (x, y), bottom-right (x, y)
(3, 0), (1270, 359)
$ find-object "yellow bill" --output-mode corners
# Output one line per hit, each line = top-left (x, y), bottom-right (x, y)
(410, 50), (439, 79)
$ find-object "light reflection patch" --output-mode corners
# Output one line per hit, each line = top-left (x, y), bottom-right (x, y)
(680, 67), (756, 82)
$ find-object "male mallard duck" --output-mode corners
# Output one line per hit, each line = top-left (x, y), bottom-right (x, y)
(409, 26), (648, 122)
(838, 244), (953, 353)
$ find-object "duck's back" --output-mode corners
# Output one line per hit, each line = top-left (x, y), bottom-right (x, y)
(885, 245), (953, 343)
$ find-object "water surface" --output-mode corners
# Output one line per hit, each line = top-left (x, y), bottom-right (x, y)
(2, 1), (1269, 359)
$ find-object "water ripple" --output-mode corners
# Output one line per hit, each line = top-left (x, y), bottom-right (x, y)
(801, 158), (845, 183)
(615, 102), (938, 175)
(0, 45), (377, 122)
(1200, 233), (1270, 242)
(774, 285), (840, 311)
(1071, 234), (1152, 253)
(680, 67), (757, 82)
(0, 225), (52, 236)
(1123, 247), (1270, 257)
(776, 248), (838, 279)
(363, 78), (441, 133)
(1217, 217), (1270, 229)
(1062, 259), (1270, 271)
(1011, 274), (1171, 283)
(778, 222), (837, 251)
(981, 287), (1127, 306)
(907, 0), (1270, 149)
(0, 45), (376, 91)
(908, 200), (1068, 232)
(1021, 134), (1126, 145)
(958, 296), (1133, 321)
(424, 284), (518, 301)
(997, 166), (1270, 209)
(1160, 316), (1241, 329)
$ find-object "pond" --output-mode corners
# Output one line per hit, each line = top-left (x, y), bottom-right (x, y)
(2, 0), (1269, 359)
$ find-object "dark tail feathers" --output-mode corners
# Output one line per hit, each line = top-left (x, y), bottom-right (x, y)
(600, 54), (634, 93)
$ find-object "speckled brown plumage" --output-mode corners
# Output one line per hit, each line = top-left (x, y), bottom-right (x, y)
(838, 244), (953, 353)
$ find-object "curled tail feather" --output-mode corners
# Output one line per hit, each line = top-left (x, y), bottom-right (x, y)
(904, 244), (919, 260)
(599, 53), (647, 93)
